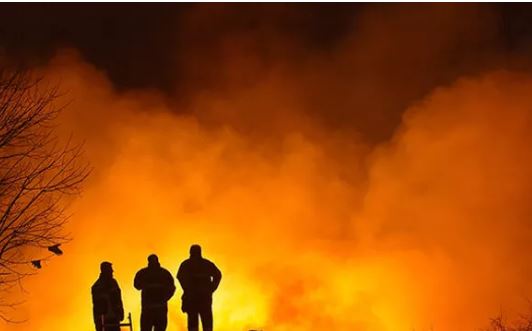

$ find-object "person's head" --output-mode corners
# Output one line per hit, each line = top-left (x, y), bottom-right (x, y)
(189, 244), (202, 259)
(147, 254), (160, 268)
(100, 261), (113, 277)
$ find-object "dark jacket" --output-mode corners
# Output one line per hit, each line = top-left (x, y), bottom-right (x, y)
(91, 275), (124, 321)
(134, 264), (176, 310)
(177, 257), (221, 311)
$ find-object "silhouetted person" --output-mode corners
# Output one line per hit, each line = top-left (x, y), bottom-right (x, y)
(91, 261), (124, 331)
(134, 254), (176, 331)
(177, 245), (222, 331)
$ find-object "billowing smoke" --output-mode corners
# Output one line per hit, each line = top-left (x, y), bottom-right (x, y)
(2, 4), (532, 331)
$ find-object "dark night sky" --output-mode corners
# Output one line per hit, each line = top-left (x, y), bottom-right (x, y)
(2, 3), (532, 142)
(0, 4), (358, 91)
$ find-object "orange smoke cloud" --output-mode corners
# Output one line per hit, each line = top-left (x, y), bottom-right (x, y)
(358, 71), (532, 330)
(4, 54), (529, 331)
(2, 6), (532, 331)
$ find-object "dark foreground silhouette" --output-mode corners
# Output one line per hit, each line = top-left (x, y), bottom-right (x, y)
(91, 262), (124, 331)
(177, 245), (222, 331)
(134, 254), (176, 331)
(92, 245), (221, 331)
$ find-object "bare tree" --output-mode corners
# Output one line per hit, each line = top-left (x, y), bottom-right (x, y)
(0, 68), (89, 320)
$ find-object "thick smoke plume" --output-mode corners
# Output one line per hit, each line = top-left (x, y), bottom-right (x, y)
(1, 5), (531, 331)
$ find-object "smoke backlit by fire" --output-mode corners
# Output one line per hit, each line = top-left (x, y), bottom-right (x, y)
(2, 5), (532, 331)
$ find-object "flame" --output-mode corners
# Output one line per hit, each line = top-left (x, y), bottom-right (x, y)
(2, 6), (532, 331)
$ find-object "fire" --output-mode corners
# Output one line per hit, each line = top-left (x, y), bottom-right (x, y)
(2, 9), (532, 330)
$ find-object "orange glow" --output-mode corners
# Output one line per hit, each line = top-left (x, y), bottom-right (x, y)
(3, 12), (532, 331)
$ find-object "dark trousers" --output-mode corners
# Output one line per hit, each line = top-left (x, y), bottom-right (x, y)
(94, 314), (120, 331)
(141, 308), (168, 331)
(186, 306), (213, 331)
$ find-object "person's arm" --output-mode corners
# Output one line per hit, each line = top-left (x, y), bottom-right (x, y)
(176, 263), (186, 290)
(91, 283), (105, 312)
(210, 262), (222, 292)
(91, 285), (97, 306)
(134, 270), (144, 291)
(114, 280), (125, 321)
(164, 270), (176, 301)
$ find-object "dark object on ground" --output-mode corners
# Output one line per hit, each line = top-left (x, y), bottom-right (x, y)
(101, 312), (133, 331)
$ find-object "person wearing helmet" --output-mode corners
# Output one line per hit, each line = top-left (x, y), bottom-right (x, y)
(134, 254), (176, 331)
(177, 245), (222, 331)
(91, 261), (124, 331)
